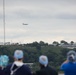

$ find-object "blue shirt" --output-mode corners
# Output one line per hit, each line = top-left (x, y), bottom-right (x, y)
(60, 62), (76, 75)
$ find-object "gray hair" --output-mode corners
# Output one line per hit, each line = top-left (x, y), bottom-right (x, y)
(67, 50), (76, 62)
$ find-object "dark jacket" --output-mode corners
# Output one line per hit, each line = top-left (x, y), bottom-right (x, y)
(35, 66), (58, 75)
(4, 64), (32, 75)
(0, 67), (5, 75)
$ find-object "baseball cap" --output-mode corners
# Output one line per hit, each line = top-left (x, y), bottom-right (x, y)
(39, 55), (48, 67)
(14, 50), (23, 59)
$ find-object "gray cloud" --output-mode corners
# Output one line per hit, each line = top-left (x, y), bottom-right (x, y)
(1, 0), (76, 20)
(0, 0), (76, 43)
(55, 13), (76, 19)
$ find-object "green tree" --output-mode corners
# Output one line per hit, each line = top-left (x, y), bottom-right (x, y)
(70, 41), (74, 45)
(52, 41), (59, 46)
(60, 40), (68, 45)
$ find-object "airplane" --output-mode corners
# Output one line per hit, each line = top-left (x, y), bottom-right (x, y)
(22, 23), (28, 25)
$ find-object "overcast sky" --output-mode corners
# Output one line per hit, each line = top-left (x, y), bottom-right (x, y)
(0, 0), (76, 44)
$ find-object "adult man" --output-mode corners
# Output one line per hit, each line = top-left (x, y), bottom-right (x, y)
(33, 55), (58, 75)
(60, 50), (76, 75)
(4, 50), (32, 75)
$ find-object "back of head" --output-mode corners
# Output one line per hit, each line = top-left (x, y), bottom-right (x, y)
(67, 50), (76, 62)
(39, 55), (48, 67)
(14, 50), (23, 60)
(0, 55), (9, 68)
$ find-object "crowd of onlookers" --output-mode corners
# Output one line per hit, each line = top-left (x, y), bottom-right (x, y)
(0, 49), (76, 75)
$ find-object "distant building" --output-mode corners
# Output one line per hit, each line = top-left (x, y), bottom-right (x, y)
(5, 42), (10, 45)
(59, 43), (76, 49)
(0, 42), (20, 45)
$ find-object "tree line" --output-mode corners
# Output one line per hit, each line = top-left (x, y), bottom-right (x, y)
(0, 41), (76, 71)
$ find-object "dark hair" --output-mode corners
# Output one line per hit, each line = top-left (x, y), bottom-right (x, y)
(18, 58), (23, 61)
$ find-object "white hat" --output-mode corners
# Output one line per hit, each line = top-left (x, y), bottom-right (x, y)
(39, 55), (48, 67)
(14, 50), (23, 59)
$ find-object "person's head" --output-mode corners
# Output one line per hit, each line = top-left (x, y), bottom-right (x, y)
(67, 50), (76, 62)
(0, 55), (9, 68)
(14, 50), (23, 61)
(39, 55), (48, 68)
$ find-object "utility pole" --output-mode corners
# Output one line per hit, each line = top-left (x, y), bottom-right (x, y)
(3, 0), (5, 45)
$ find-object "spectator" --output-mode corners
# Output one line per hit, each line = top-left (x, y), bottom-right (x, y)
(4, 50), (32, 75)
(33, 55), (58, 75)
(0, 55), (9, 75)
(60, 50), (76, 75)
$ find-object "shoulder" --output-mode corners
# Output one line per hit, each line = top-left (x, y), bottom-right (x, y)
(4, 63), (12, 70)
(3, 63), (12, 75)
(21, 65), (32, 72)
(60, 62), (72, 70)
(47, 66), (57, 72)
(21, 65), (32, 75)
(22, 65), (30, 69)
(36, 66), (58, 75)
